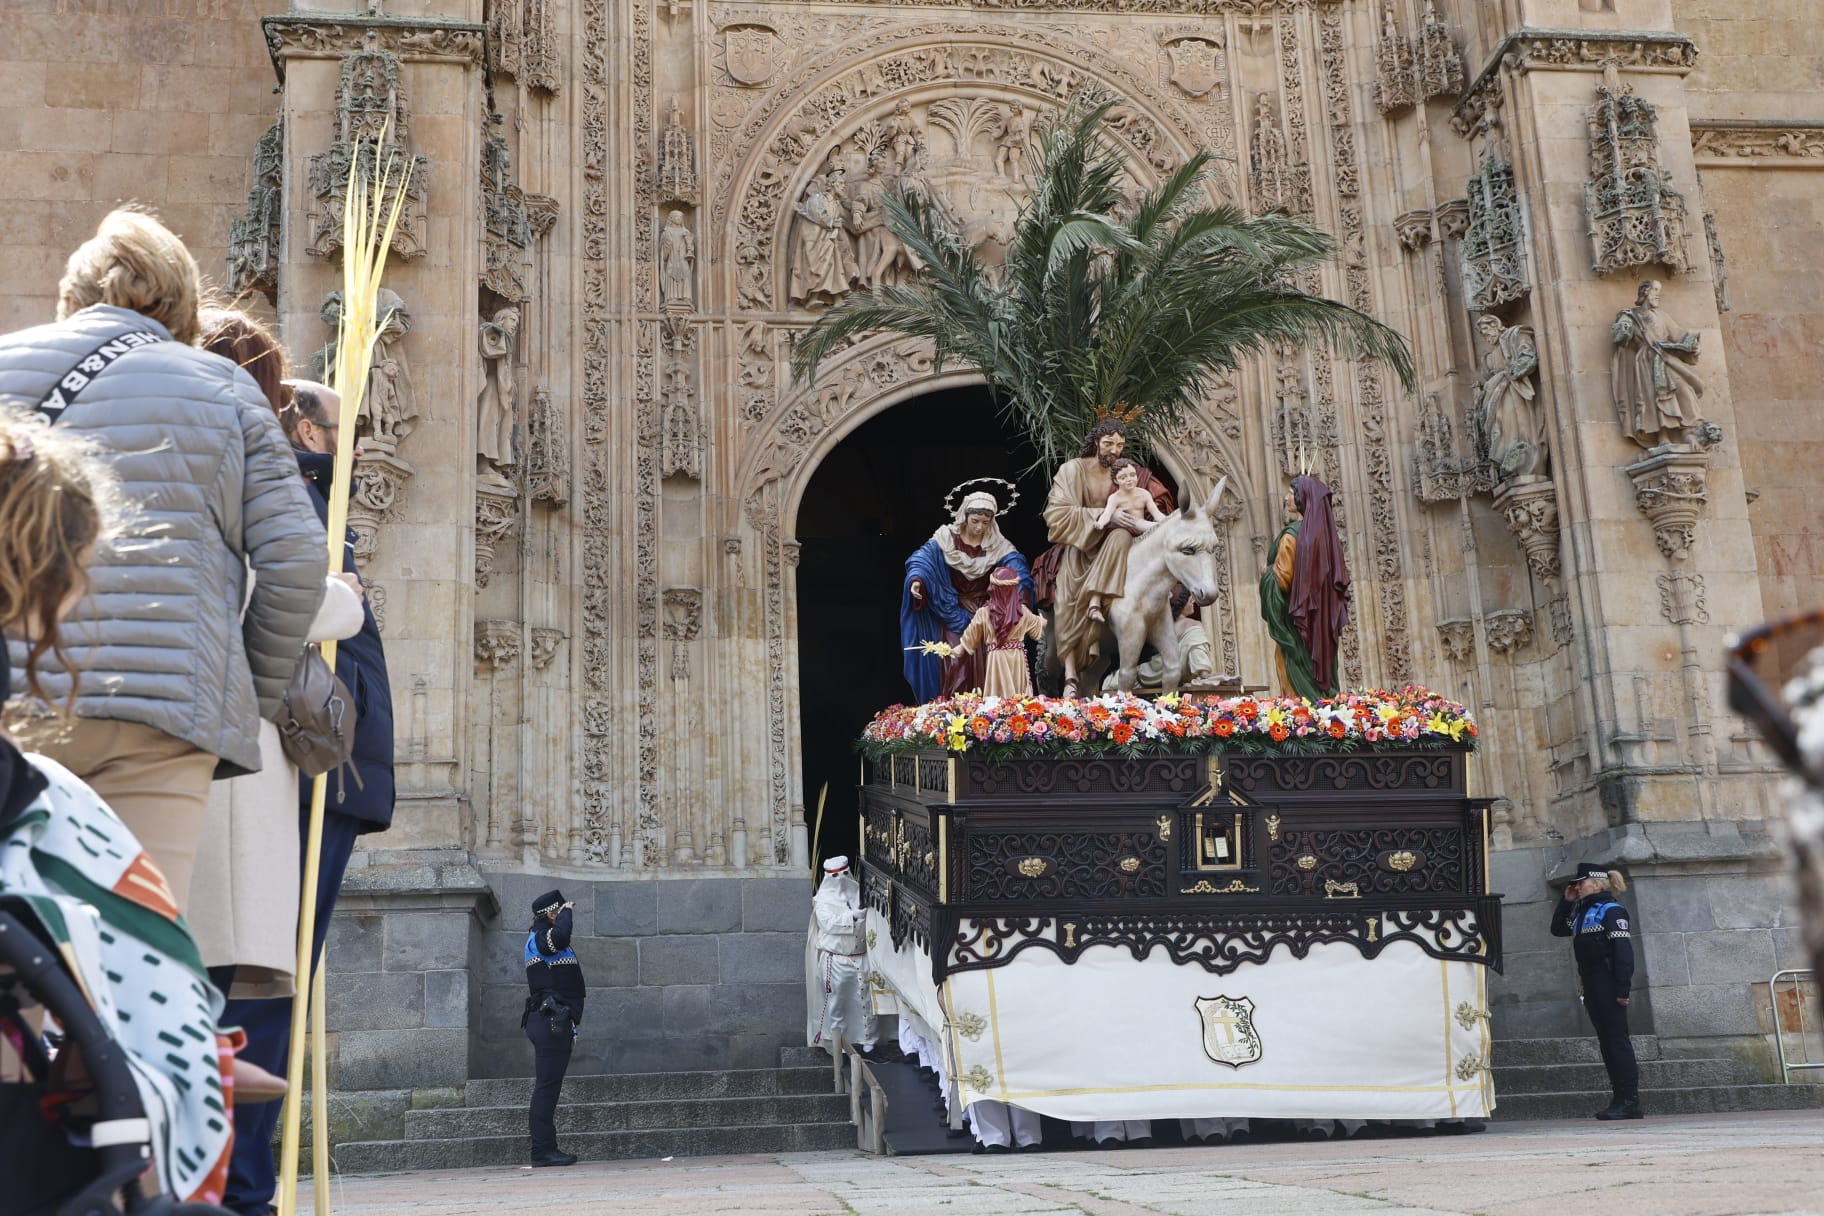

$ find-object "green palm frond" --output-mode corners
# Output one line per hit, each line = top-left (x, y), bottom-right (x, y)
(791, 89), (1414, 475)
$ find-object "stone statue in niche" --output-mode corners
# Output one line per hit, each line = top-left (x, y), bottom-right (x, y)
(1472, 314), (1546, 483)
(1611, 279), (1705, 448)
(659, 210), (695, 309)
(366, 289), (419, 453)
(994, 100), (1031, 181)
(789, 174), (859, 307)
(477, 305), (521, 471)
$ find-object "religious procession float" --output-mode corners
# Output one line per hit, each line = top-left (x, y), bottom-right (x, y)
(855, 687), (1500, 1131)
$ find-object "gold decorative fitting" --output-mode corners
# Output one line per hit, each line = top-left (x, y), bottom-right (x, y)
(924, 849), (935, 870)
(1296, 854), (1318, 871)
(1156, 814), (1173, 841)
(865, 929), (877, 950)
(963, 1064), (994, 1092)
(1181, 878), (1260, 895)
(1265, 813), (1281, 842)
(1017, 857), (1046, 878)
(1453, 1001), (1491, 1031)
(1387, 850), (1418, 871)
(1454, 1052), (1487, 1082)
(1118, 856), (1141, 873)
(953, 1011), (988, 1041)
(1323, 879), (1361, 900)
(1062, 921), (1078, 948)
(1366, 915), (1379, 943)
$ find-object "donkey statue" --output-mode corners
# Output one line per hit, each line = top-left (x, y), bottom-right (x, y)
(1104, 475), (1230, 694)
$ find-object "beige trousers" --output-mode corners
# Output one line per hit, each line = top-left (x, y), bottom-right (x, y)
(12, 717), (218, 911)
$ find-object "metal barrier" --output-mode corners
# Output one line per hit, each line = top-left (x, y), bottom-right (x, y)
(1770, 969), (1821, 1086)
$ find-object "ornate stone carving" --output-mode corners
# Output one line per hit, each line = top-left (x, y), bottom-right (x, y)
(719, 20), (779, 87)
(1414, 1), (1463, 100)
(1692, 121), (1824, 163)
(1158, 28), (1227, 100)
(1437, 620), (1474, 664)
(346, 451), (414, 564)
(1493, 479), (1562, 581)
(475, 619), (521, 669)
(1373, 3), (1416, 115)
(1656, 571), (1710, 626)
(1413, 393), (1465, 503)
(1626, 446), (1710, 562)
(663, 587), (704, 682)
(1394, 208), (1432, 252)
(487, 0), (521, 77)
(520, 0), (559, 92)
(657, 98), (699, 206)
(1610, 279), (1706, 449)
(523, 385), (569, 507)
(528, 627), (564, 671)
(1701, 203), (1728, 314)
(313, 290), (420, 456)
(1547, 595), (1573, 648)
(226, 121), (283, 300)
(1250, 92), (1309, 215)
(1435, 197), (1469, 241)
(1501, 29), (1700, 76)
(481, 127), (535, 302)
(1484, 609), (1533, 655)
(261, 15), (487, 76)
(1586, 63), (1690, 277)
(474, 479), (519, 588)
(366, 582), (387, 634)
(306, 51), (430, 262)
(661, 361), (702, 481)
(1461, 152), (1529, 310)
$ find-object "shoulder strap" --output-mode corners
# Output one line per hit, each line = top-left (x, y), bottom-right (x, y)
(35, 329), (168, 425)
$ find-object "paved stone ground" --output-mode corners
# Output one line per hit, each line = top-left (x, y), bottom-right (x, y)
(305, 1111), (1824, 1216)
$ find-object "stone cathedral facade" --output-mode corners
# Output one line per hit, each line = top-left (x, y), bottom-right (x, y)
(3, 0), (1820, 1116)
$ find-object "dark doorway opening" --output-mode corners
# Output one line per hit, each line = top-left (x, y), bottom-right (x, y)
(794, 386), (1051, 869)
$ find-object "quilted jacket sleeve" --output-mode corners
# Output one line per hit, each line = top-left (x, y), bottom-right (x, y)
(235, 378), (328, 718)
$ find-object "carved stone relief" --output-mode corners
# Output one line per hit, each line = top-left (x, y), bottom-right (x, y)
(1414, 1), (1462, 101)
(1461, 152), (1529, 311)
(522, 385), (569, 507)
(306, 50), (430, 262)
(1656, 570), (1710, 626)
(1373, 3), (1416, 115)
(1626, 445), (1711, 563)
(1158, 27), (1227, 101)
(481, 127), (536, 302)
(1484, 609), (1533, 655)
(475, 618), (521, 669)
(474, 480), (519, 589)
(1437, 620), (1474, 664)
(1692, 121), (1824, 163)
(1585, 63), (1690, 277)
(529, 627), (564, 670)
(226, 121), (283, 299)
(1250, 92), (1310, 215)
(1493, 479), (1563, 582)
(658, 98), (700, 206)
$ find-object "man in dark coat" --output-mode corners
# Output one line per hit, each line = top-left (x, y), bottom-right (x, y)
(525, 889), (586, 1166)
(219, 382), (397, 1216)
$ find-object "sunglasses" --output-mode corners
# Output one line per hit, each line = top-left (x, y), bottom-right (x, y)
(1726, 608), (1824, 780)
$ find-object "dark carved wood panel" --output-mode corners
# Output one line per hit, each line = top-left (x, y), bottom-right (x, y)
(1226, 752), (1463, 800)
(964, 829), (1168, 901)
(916, 756), (950, 798)
(1269, 827), (1468, 897)
(965, 756), (1200, 801)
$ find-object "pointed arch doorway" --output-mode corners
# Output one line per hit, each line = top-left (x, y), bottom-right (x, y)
(793, 386), (1052, 868)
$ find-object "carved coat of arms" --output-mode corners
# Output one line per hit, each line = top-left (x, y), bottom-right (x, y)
(1194, 994), (1262, 1068)
(1162, 37), (1225, 100)
(723, 25), (777, 87)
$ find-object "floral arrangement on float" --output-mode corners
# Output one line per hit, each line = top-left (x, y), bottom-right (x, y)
(857, 685), (1476, 760)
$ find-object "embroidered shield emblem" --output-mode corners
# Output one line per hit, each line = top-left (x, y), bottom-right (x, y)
(1195, 995), (1262, 1068)
(1163, 38), (1225, 99)
(724, 26), (777, 87)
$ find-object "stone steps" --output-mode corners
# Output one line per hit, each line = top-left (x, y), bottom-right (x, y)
(1493, 1082), (1824, 1122)
(1489, 1035), (1824, 1122)
(332, 1120), (858, 1174)
(463, 1064), (833, 1106)
(404, 1092), (851, 1139)
(332, 1050), (853, 1174)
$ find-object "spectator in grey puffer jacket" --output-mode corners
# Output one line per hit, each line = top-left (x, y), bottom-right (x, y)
(0, 208), (327, 908)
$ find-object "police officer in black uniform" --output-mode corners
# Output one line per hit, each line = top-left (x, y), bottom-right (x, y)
(524, 889), (586, 1165)
(1551, 862), (1642, 1120)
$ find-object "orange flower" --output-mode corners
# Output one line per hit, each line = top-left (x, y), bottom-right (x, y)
(1327, 719), (1347, 738)
(1111, 721), (1135, 744)
(1235, 699), (1259, 720)
(1086, 705), (1112, 726)
(969, 715), (991, 739)
(1269, 722), (1289, 741)
(1010, 715), (1030, 737)
(1214, 718), (1236, 737)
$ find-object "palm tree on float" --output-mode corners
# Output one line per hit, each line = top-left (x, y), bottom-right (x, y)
(792, 94), (1416, 472)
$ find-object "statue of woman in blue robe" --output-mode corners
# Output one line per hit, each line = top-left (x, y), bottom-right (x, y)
(901, 490), (1031, 703)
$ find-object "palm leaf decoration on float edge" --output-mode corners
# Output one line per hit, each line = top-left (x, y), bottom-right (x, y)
(792, 92), (1416, 473)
